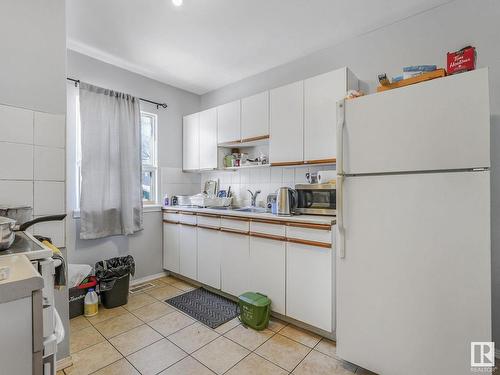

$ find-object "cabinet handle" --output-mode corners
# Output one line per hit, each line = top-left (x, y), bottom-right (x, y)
(249, 232), (286, 241)
(198, 224), (220, 231)
(286, 222), (332, 230)
(197, 213), (221, 218)
(180, 222), (197, 227)
(163, 210), (179, 214)
(163, 220), (179, 224)
(220, 228), (249, 235)
(179, 211), (195, 215)
(250, 218), (285, 225)
(287, 237), (331, 249)
(221, 216), (249, 222)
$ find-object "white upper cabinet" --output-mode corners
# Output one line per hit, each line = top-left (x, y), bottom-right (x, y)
(304, 67), (355, 163)
(182, 113), (200, 171)
(199, 108), (218, 170)
(269, 81), (304, 165)
(217, 100), (241, 144)
(241, 91), (269, 141)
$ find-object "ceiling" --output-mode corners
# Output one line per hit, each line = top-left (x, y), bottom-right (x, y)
(67, 0), (451, 95)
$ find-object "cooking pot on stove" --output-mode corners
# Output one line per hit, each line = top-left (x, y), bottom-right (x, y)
(0, 214), (66, 250)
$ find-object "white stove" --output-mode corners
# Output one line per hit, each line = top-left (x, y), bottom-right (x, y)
(0, 231), (53, 260)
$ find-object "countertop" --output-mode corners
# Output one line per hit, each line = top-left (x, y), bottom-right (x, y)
(163, 206), (336, 225)
(0, 254), (43, 304)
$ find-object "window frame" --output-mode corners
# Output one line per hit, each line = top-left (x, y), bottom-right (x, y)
(141, 111), (159, 204)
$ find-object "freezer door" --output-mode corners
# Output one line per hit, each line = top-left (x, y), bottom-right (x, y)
(341, 69), (490, 174)
(336, 171), (491, 375)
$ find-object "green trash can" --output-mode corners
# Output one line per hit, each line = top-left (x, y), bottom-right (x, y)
(238, 292), (271, 331)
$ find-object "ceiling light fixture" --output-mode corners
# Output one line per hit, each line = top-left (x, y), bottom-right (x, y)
(172, 0), (183, 6)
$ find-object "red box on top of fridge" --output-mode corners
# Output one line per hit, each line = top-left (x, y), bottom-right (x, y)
(447, 46), (476, 74)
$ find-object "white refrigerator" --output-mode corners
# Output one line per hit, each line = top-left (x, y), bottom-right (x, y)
(335, 69), (492, 375)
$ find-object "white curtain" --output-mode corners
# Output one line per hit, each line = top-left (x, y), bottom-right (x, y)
(79, 82), (143, 239)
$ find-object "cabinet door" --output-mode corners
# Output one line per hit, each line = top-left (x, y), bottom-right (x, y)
(220, 231), (249, 296)
(241, 91), (269, 141)
(304, 68), (346, 163)
(179, 224), (197, 280)
(286, 242), (332, 332)
(163, 222), (180, 273)
(197, 227), (221, 289)
(183, 113), (200, 170)
(217, 100), (241, 144)
(270, 81), (304, 164)
(199, 108), (218, 170)
(249, 235), (286, 314)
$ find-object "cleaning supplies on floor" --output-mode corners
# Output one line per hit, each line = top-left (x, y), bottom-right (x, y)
(84, 288), (98, 317)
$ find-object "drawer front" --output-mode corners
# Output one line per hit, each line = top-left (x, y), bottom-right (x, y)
(286, 224), (332, 245)
(178, 213), (197, 225)
(163, 212), (180, 223)
(250, 220), (285, 237)
(220, 217), (250, 232)
(197, 215), (220, 228)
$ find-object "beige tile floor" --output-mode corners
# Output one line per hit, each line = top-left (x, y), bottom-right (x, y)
(62, 276), (374, 375)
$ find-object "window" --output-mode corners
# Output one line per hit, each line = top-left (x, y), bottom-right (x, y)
(68, 82), (159, 209)
(141, 111), (158, 203)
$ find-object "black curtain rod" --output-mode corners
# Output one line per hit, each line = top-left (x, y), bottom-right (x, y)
(67, 77), (168, 109)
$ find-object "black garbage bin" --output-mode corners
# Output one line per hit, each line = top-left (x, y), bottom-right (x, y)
(95, 256), (135, 309)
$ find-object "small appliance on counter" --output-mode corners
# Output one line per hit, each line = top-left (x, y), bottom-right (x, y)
(295, 182), (336, 216)
(276, 187), (297, 216)
(266, 193), (277, 214)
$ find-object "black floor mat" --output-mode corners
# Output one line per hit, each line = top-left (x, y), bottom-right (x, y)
(165, 288), (239, 329)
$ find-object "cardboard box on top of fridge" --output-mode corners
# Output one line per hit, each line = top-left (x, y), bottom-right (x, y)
(447, 46), (476, 74)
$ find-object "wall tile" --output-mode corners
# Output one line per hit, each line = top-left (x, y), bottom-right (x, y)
(34, 146), (65, 181)
(282, 168), (295, 183)
(0, 104), (33, 144)
(0, 180), (33, 207)
(34, 111), (65, 148)
(0, 142), (33, 180)
(270, 167), (283, 183)
(34, 218), (65, 247)
(34, 181), (65, 215)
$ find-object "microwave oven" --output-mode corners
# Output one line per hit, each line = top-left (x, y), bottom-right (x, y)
(295, 183), (336, 216)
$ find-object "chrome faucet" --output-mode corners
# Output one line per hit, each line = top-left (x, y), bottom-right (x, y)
(248, 189), (261, 207)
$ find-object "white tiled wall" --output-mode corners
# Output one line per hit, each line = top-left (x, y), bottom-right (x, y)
(0, 103), (66, 247)
(200, 164), (336, 207)
(160, 167), (201, 201)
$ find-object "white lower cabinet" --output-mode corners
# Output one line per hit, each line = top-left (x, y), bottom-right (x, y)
(220, 231), (249, 297)
(286, 242), (333, 332)
(163, 222), (180, 273)
(249, 235), (286, 314)
(197, 227), (221, 289)
(179, 224), (197, 280)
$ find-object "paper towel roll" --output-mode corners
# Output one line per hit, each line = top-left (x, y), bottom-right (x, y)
(317, 170), (337, 184)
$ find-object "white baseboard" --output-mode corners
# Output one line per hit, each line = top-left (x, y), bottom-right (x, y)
(57, 356), (73, 371)
(130, 271), (168, 286)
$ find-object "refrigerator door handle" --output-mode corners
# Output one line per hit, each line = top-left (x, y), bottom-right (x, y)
(336, 99), (346, 258)
(337, 174), (345, 258)
(336, 99), (345, 176)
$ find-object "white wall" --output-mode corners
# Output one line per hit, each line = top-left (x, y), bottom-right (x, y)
(0, 0), (69, 361)
(200, 0), (500, 345)
(66, 50), (200, 280)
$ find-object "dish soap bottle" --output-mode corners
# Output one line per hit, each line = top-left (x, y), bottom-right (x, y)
(84, 288), (98, 317)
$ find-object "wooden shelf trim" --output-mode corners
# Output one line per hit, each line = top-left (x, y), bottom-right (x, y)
(179, 222), (197, 227)
(178, 211), (196, 215)
(304, 158), (336, 165)
(250, 218), (286, 226)
(377, 69), (446, 92)
(287, 237), (332, 249)
(196, 213), (221, 218)
(240, 135), (270, 143)
(162, 210), (179, 213)
(271, 161), (304, 167)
